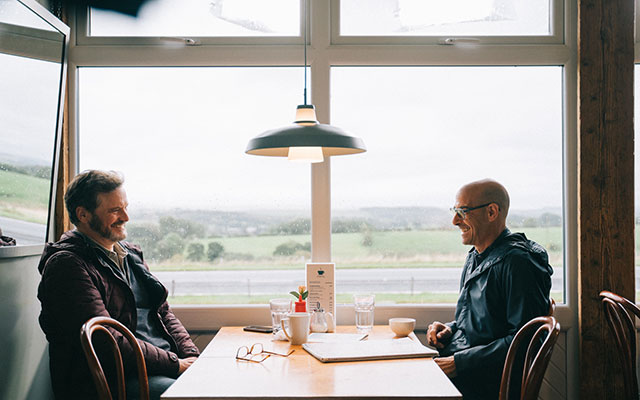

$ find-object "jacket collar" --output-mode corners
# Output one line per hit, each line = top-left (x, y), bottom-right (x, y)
(463, 228), (510, 286)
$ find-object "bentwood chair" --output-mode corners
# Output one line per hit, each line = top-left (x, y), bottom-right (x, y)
(548, 298), (556, 316)
(599, 290), (640, 399)
(80, 316), (149, 400)
(499, 316), (561, 400)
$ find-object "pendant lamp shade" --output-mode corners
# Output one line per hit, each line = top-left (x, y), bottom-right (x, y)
(245, 0), (365, 162)
(245, 122), (367, 158)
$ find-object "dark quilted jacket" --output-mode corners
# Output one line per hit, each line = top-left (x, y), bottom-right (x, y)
(37, 230), (199, 399)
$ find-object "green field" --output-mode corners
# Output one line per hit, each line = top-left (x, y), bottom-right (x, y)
(0, 169), (50, 223)
(151, 226), (564, 271)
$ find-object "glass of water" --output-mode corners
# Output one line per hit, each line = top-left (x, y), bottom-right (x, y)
(354, 294), (375, 333)
(269, 298), (292, 333)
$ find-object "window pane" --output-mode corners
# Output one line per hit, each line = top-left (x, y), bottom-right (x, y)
(0, 0), (57, 31)
(331, 66), (564, 304)
(89, 0), (300, 37)
(340, 0), (551, 36)
(0, 53), (59, 244)
(79, 67), (312, 304)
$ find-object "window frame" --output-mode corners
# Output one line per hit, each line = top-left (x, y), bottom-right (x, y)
(66, 0), (577, 331)
(74, 1), (305, 46)
(331, 0), (565, 45)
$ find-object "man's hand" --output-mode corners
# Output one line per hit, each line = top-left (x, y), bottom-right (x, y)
(427, 321), (452, 349)
(434, 356), (457, 378)
(178, 357), (198, 375)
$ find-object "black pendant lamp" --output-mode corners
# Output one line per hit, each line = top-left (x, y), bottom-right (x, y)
(245, 0), (366, 163)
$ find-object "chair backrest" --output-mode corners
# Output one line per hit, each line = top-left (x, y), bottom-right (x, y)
(548, 298), (556, 316)
(599, 290), (640, 399)
(80, 316), (149, 400)
(499, 316), (561, 400)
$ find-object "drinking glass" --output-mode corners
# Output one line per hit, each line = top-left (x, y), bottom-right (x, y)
(269, 298), (292, 333)
(354, 294), (375, 333)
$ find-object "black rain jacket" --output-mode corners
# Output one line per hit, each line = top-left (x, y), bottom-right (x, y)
(439, 229), (553, 399)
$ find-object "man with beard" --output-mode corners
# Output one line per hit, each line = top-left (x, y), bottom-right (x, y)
(427, 179), (553, 400)
(37, 170), (199, 400)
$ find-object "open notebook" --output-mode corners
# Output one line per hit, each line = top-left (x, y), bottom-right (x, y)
(302, 337), (438, 363)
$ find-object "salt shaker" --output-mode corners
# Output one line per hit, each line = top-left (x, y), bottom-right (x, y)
(310, 302), (328, 333)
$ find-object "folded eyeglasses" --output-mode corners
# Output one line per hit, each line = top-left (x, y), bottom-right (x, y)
(235, 343), (294, 363)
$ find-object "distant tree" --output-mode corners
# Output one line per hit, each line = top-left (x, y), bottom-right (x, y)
(273, 241), (310, 256)
(539, 213), (562, 227)
(270, 218), (311, 235)
(187, 243), (205, 261)
(522, 218), (539, 228)
(126, 223), (162, 258)
(332, 219), (375, 233)
(155, 233), (185, 261)
(159, 216), (205, 239)
(361, 232), (373, 247)
(207, 242), (225, 261)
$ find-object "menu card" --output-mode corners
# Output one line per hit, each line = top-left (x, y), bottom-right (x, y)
(306, 263), (335, 323)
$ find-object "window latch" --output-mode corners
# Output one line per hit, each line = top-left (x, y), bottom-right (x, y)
(159, 37), (201, 46)
(439, 38), (481, 46)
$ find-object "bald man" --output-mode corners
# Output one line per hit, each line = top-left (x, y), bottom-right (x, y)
(427, 179), (553, 400)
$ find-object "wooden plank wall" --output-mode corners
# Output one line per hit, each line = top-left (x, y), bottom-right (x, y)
(539, 332), (566, 400)
(577, 0), (635, 398)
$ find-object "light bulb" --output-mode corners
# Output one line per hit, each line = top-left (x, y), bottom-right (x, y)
(288, 147), (324, 163)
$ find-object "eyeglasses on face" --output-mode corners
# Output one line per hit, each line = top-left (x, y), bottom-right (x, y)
(235, 343), (295, 363)
(449, 202), (494, 220)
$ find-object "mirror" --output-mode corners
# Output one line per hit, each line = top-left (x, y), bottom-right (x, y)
(0, 0), (69, 245)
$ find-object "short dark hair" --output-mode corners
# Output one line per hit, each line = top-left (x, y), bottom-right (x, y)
(64, 170), (124, 225)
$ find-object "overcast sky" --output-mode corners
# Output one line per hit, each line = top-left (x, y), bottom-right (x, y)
(77, 65), (564, 213)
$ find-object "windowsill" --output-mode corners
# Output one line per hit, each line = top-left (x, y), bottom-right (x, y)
(0, 244), (44, 259)
(172, 303), (574, 331)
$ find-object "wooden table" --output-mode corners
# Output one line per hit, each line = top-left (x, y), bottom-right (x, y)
(161, 326), (462, 399)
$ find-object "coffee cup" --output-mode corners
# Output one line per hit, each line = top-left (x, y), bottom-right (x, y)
(281, 312), (310, 345)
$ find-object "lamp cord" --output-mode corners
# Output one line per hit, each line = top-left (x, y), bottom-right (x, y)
(303, 0), (308, 106)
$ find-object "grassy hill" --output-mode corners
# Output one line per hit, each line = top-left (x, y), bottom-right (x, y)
(147, 226), (564, 271)
(0, 168), (50, 223)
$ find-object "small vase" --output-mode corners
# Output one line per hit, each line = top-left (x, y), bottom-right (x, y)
(294, 300), (306, 312)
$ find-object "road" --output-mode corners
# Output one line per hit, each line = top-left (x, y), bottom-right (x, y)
(0, 216), (46, 245)
(154, 267), (565, 297)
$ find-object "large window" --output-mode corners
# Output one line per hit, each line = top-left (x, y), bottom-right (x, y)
(79, 67), (312, 303)
(0, 54), (58, 243)
(331, 66), (564, 303)
(72, 0), (570, 307)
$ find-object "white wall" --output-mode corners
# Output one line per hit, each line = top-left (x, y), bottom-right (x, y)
(0, 247), (54, 400)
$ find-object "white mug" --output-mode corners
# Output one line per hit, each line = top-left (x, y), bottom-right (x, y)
(281, 312), (310, 345)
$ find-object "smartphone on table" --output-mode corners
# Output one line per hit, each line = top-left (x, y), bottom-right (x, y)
(243, 325), (273, 333)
